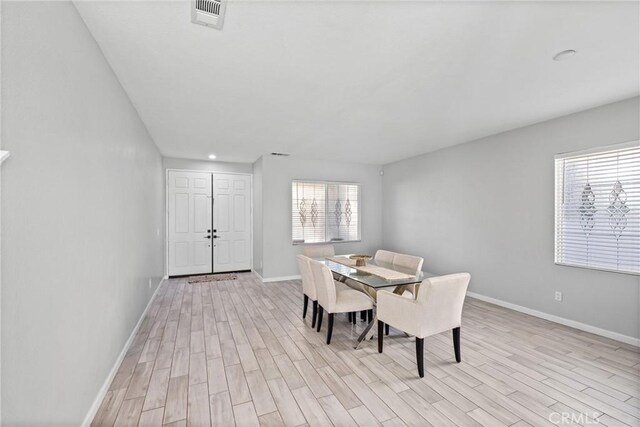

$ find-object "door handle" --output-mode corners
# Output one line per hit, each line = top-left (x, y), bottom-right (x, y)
(213, 235), (220, 239)
(205, 235), (212, 239)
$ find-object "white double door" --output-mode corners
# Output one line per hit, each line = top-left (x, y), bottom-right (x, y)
(168, 171), (251, 276)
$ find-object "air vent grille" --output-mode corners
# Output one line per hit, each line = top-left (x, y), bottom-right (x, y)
(196, 0), (220, 15)
(270, 152), (290, 157)
(191, 0), (225, 30)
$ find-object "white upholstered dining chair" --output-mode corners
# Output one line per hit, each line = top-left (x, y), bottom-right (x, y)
(374, 250), (423, 276)
(303, 244), (335, 258)
(366, 250), (425, 329)
(389, 252), (424, 297)
(376, 272), (471, 377)
(303, 244), (346, 284)
(297, 255), (320, 328)
(297, 255), (352, 329)
(310, 259), (374, 344)
(392, 253), (424, 274)
(374, 249), (396, 264)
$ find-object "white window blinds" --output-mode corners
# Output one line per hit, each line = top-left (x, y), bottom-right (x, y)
(292, 180), (361, 244)
(554, 142), (640, 275)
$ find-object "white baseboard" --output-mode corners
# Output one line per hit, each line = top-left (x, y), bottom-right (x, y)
(256, 273), (301, 283)
(466, 291), (640, 347)
(81, 276), (168, 427)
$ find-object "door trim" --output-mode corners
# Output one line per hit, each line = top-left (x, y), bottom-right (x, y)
(165, 169), (253, 277)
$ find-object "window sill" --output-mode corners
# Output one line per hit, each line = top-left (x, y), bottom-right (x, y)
(555, 262), (639, 276)
(0, 151), (10, 165)
(292, 240), (362, 246)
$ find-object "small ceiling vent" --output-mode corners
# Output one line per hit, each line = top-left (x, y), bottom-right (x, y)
(270, 152), (290, 157)
(192, 0), (226, 30)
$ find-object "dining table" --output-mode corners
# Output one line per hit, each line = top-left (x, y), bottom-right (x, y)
(314, 255), (434, 349)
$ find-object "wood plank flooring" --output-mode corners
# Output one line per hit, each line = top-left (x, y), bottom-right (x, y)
(92, 273), (640, 426)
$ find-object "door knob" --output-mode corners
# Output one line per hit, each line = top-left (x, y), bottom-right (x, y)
(213, 235), (219, 239)
(205, 235), (212, 239)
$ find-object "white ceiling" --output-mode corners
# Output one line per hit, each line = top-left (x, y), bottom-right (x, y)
(75, 1), (639, 165)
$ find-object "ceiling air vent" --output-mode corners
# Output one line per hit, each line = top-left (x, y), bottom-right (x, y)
(192, 0), (226, 30)
(270, 152), (290, 157)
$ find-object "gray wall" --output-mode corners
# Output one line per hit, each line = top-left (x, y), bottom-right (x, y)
(1, 2), (164, 424)
(253, 157), (264, 277)
(382, 97), (640, 340)
(0, 1), (3, 421)
(163, 157), (253, 174)
(260, 155), (383, 279)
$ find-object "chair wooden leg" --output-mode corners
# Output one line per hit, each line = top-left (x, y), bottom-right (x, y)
(360, 311), (366, 321)
(327, 313), (335, 344)
(367, 309), (373, 323)
(416, 337), (425, 378)
(316, 306), (324, 332)
(311, 301), (318, 328)
(385, 324), (390, 335)
(352, 312), (356, 324)
(303, 294), (309, 319)
(377, 321), (384, 353)
(348, 312), (352, 322)
(453, 327), (461, 363)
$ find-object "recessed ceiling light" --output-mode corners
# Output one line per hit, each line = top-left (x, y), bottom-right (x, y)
(553, 50), (576, 61)
(208, 154), (217, 160)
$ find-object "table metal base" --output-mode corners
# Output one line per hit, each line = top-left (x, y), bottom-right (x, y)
(353, 283), (415, 349)
(354, 315), (377, 349)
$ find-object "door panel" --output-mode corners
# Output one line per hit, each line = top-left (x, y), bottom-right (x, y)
(194, 177), (209, 189)
(213, 174), (251, 272)
(174, 194), (189, 233)
(193, 194), (210, 232)
(234, 240), (247, 262)
(234, 195), (246, 231)
(175, 177), (189, 188)
(216, 193), (230, 232)
(175, 242), (189, 267)
(216, 240), (230, 264)
(168, 171), (213, 276)
(216, 178), (230, 190)
(194, 241), (211, 266)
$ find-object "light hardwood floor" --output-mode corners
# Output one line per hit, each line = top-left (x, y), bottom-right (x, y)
(91, 273), (640, 427)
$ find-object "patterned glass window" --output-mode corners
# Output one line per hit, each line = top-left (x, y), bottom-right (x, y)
(292, 181), (361, 244)
(555, 142), (639, 274)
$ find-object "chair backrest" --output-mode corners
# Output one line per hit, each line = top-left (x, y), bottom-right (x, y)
(296, 255), (316, 300)
(374, 249), (396, 264)
(416, 273), (471, 336)
(303, 245), (335, 258)
(309, 260), (337, 312)
(392, 253), (424, 275)
(375, 250), (423, 274)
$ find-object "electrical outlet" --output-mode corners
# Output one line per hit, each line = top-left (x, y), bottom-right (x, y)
(148, 278), (153, 289)
(555, 291), (563, 302)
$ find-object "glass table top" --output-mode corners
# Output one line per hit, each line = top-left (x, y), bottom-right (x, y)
(315, 256), (433, 289)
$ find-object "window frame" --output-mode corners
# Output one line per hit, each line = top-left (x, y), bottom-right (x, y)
(291, 179), (362, 246)
(554, 141), (640, 276)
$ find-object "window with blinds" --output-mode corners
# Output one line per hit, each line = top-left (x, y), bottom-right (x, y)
(554, 142), (639, 275)
(292, 180), (361, 244)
